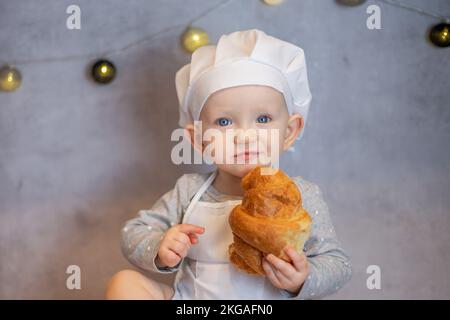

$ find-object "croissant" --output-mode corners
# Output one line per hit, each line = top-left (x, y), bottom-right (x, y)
(228, 166), (312, 275)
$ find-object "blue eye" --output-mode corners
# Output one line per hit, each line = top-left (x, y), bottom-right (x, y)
(257, 115), (271, 123)
(215, 118), (232, 126)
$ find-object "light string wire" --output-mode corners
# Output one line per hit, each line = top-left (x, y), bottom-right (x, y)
(0, 0), (448, 66)
(378, 0), (450, 22)
(0, 0), (234, 66)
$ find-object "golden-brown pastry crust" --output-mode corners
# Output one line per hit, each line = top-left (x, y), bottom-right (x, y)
(228, 166), (312, 275)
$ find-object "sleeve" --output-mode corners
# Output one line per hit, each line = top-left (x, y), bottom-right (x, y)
(120, 174), (193, 274)
(282, 181), (352, 300)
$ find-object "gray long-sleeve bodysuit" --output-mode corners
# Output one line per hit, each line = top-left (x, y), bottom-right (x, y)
(121, 171), (352, 299)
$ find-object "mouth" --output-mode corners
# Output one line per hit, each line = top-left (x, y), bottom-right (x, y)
(234, 151), (260, 160)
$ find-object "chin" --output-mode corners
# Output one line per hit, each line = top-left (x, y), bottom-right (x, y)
(216, 163), (266, 178)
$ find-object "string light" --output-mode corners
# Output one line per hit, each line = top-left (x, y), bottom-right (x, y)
(0, 65), (22, 92)
(262, 0), (285, 6)
(0, 0), (446, 66)
(336, 0), (366, 6)
(91, 60), (116, 84)
(0, 0), (447, 92)
(429, 23), (450, 47)
(181, 27), (210, 53)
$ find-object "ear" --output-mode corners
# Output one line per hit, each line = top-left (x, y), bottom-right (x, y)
(184, 123), (203, 155)
(283, 114), (304, 151)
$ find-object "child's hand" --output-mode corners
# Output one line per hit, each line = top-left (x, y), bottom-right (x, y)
(156, 224), (205, 268)
(262, 246), (310, 295)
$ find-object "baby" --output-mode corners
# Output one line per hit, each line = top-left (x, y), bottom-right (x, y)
(106, 29), (352, 300)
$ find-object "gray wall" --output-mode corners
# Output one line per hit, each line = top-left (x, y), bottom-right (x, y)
(0, 0), (449, 299)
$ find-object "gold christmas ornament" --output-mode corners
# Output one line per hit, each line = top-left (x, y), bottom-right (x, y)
(0, 65), (22, 92)
(92, 59), (116, 84)
(262, 0), (285, 5)
(181, 27), (209, 53)
(429, 22), (450, 48)
(336, 0), (366, 6)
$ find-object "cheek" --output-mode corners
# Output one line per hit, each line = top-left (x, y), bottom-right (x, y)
(202, 129), (234, 160)
(258, 126), (286, 153)
(278, 130), (287, 150)
(276, 125), (288, 150)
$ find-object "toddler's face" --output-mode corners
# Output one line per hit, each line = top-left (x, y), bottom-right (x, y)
(187, 85), (303, 178)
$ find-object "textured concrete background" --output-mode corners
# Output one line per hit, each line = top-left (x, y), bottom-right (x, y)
(0, 0), (449, 299)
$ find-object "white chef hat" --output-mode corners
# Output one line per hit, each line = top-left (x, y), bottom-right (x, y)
(175, 28), (312, 143)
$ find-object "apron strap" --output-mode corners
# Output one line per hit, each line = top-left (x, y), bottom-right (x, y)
(183, 170), (218, 219)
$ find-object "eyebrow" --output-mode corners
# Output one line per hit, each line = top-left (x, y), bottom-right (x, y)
(209, 109), (238, 118)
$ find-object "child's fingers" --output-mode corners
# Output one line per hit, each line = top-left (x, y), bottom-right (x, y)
(172, 230), (198, 245)
(176, 224), (205, 235)
(168, 240), (187, 256)
(265, 256), (294, 286)
(160, 249), (181, 267)
(173, 233), (191, 246)
(262, 259), (283, 288)
(284, 246), (307, 272)
(188, 233), (199, 244)
(172, 245), (189, 259)
(265, 253), (296, 278)
(188, 233), (198, 240)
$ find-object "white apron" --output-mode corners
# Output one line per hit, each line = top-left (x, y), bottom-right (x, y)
(171, 170), (286, 300)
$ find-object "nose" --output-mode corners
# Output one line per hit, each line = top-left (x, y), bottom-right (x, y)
(233, 128), (258, 145)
